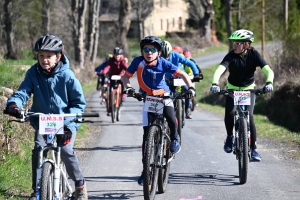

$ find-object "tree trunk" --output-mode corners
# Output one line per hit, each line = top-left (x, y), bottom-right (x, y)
(4, 0), (16, 59)
(86, 0), (100, 65)
(41, 0), (50, 35)
(71, 0), (87, 69)
(224, 0), (234, 51)
(200, 0), (214, 44)
(117, 0), (131, 59)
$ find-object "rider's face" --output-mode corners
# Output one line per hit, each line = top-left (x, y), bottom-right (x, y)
(37, 50), (61, 70)
(142, 45), (160, 62)
(232, 41), (247, 54)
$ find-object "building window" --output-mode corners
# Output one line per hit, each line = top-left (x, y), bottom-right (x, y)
(178, 17), (182, 30)
(160, 0), (162, 7)
(102, 0), (108, 8)
(166, 0), (168, 7)
(173, 18), (175, 27)
(161, 19), (163, 30)
(167, 19), (169, 31)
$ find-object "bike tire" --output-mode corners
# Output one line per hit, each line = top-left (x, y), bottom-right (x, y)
(176, 99), (182, 145)
(116, 87), (122, 121)
(181, 99), (185, 127)
(157, 125), (171, 193)
(143, 126), (160, 200)
(191, 99), (196, 111)
(111, 92), (117, 123)
(105, 87), (110, 113)
(40, 162), (54, 200)
(238, 118), (248, 184)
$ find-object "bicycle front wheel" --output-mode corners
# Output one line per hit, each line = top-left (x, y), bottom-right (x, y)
(143, 126), (160, 200)
(176, 99), (182, 145)
(238, 118), (249, 184)
(111, 92), (117, 123)
(40, 162), (54, 200)
(157, 126), (171, 193)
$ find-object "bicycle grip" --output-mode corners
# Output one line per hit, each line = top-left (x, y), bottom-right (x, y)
(82, 113), (100, 117)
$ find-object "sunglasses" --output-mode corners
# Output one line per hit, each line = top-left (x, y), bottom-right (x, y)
(233, 41), (244, 46)
(143, 47), (158, 53)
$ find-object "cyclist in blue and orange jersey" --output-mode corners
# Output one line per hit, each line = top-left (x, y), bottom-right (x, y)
(122, 36), (196, 186)
(210, 29), (274, 162)
(183, 49), (204, 116)
(161, 41), (202, 119)
(101, 47), (128, 116)
(4, 34), (88, 199)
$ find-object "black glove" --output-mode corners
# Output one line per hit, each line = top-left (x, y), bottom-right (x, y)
(187, 87), (196, 98)
(57, 127), (72, 145)
(124, 87), (135, 95)
(5, 102), (22, 118)
(192, 74), (200, 82)
(135, 93), (144, 101)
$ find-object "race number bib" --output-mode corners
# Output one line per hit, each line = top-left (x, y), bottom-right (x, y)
(234, 91), (251, 105)
(144, 96), (164, 114)
(39, 114), (64, 135)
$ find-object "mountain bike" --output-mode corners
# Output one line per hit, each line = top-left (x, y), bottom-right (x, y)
(96, 74), (109, 104)
(109, 75), (123, 123)
(218, 88), (266, 184)
(3, 110), (99, 199)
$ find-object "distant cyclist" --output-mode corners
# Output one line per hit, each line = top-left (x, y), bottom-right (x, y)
(183, 49), (203, 111)
(210, 29), (274, 161)
(95, 54), (113, 104)
(161, 41), (202, 119)
(101, 47), (128, 116)
(122, 36), (196, 185)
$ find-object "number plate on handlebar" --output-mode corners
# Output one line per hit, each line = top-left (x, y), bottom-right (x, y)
(234, 91), (251, 105)
(39, 114), (64, 135)
(144, 96), (164, 114)
(173, 79), (186, 86)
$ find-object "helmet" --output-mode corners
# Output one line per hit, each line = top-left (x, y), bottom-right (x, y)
(172, 46), (183, 54)
(34, 34), (63, 53)
(140, 36), (163, 51)
(183, 49), (192, 58)
(228, 29), (254, 43)
(161, 41), (172, 58)
(113, 47), (123, 55)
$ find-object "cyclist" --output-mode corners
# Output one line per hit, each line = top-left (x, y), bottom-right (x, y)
(183, 49), (203, 112)
(95, 54), (113, 104)
(4, 34), (88, 199)
(122, 36), (196, 185)
(100, 47), (128, 116)
(210, 29), (274, 161)
(161, 41), (202, 119)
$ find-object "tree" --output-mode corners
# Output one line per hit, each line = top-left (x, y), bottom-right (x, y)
(224, 0), (234, 50)
(117, 0), (131, 59)
(4, 0), (17, 59)
(71, 0), (87, 69)
(41, 0), (50, 35)
(86, 0), (101, 65)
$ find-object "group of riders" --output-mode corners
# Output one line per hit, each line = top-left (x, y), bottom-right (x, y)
(94, 29), (274, 186)
(95, 42), (202, 119)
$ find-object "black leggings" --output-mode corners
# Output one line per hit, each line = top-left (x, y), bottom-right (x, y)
(224, 92), (257, 149)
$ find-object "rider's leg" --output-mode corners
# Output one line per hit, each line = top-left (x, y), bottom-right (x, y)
(224, 95), (236, 153)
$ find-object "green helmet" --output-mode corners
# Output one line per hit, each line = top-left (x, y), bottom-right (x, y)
(228, 29), (254, 43)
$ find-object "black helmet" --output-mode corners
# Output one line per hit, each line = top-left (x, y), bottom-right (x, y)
(113, 47), (123, 55)
(140, 36), (163, 51)
(34, 34), (63, 53)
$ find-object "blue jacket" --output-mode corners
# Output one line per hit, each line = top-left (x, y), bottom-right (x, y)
(95, 61), (107, 74)
(7, 55), (86, 133)
(165, 51), (199, 79)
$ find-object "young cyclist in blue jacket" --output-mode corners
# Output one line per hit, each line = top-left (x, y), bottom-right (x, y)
(122, 36), (196, 186)
(4, 34), (88, 200)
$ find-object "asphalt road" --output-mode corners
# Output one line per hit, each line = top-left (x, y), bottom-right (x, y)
(76, 45), (300, 200)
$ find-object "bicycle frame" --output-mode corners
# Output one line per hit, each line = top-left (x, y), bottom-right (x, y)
(110, 75), (123, 122)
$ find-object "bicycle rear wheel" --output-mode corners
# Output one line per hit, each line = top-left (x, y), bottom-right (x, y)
(143, 126), (160, 200)
(157, 126), (171, 193)
(238, 118), (248, 184)
(105, 87), (110, 113)
(40, 162), (54, 200)
(176, 99), (182, 145)
(116, 87), (122, 121)
(111, 92), (117, 123)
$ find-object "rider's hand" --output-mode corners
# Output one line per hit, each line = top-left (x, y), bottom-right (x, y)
(5, 102), (22, 118)
(187, 87), (196, 98)
(192, 74), (200, 82)
(125, 87), (135, 95)
(135, 93), (144, 101)
(58, 127), (72, 145)
(210, 84), (220, 93)
(264, 82), (273, 92)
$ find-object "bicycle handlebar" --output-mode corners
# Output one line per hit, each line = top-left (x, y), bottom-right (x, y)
(218, 88), (267, 96)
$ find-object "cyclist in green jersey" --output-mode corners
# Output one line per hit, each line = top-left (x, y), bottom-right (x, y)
(210, 29), (274, 162)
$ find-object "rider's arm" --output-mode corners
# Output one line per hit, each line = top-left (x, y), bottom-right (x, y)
(178, 53), (199, 75)
(262, 65), (274, 84)
(178, 71), (193, 88)
(212, 65), (226, 84)
(123, 56), (142, 88)
(95, 61), (107, 74)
